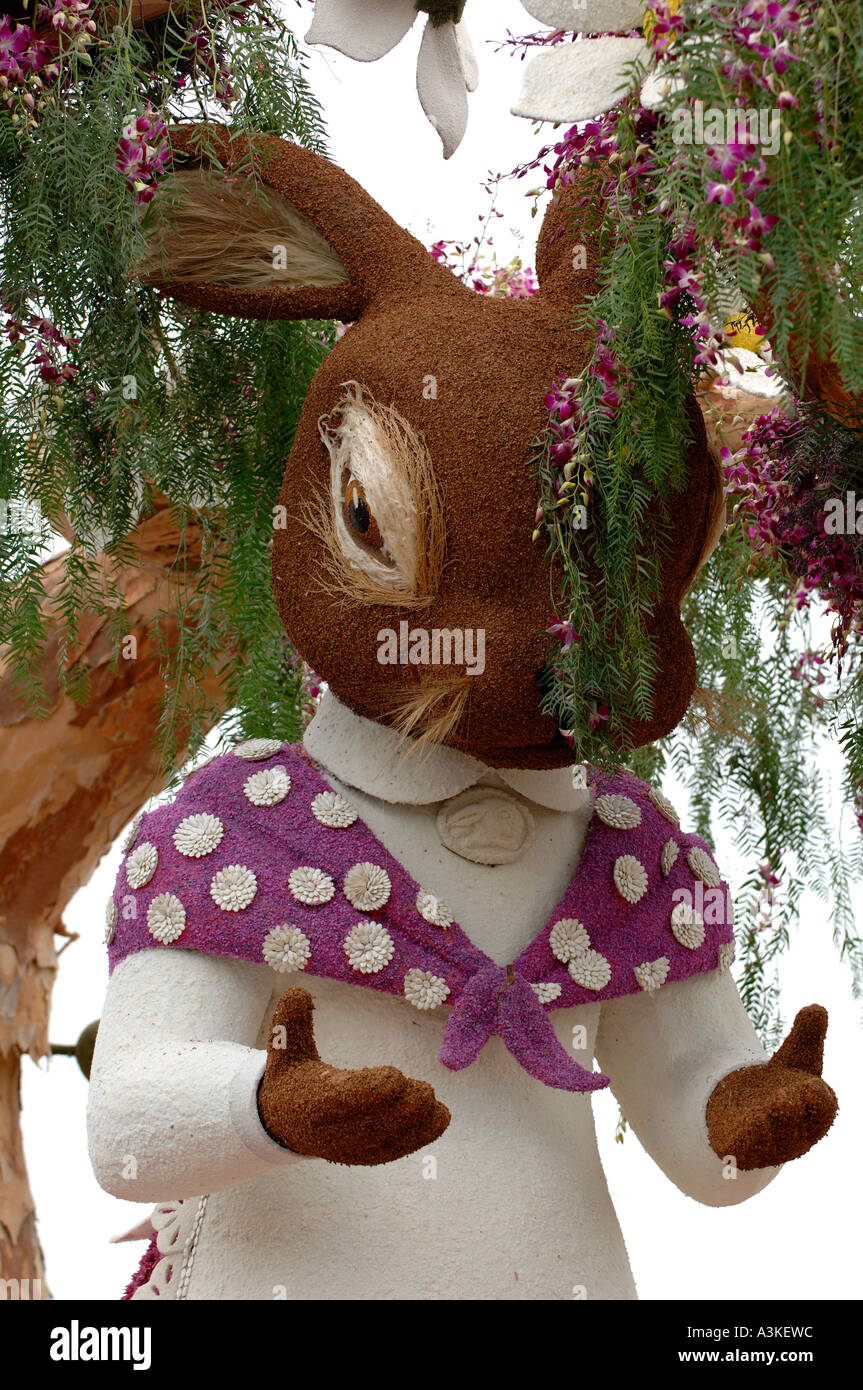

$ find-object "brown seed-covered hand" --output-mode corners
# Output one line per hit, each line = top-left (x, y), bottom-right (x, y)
(256, 987), (451, 1166)
(706, 1005), (838, 1171)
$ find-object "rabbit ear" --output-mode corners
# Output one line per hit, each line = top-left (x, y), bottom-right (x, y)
(141, 124), (459, 322)
(534, 168), (605, 304)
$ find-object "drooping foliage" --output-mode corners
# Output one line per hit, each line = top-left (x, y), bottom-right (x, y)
(0, 2), (331, 772)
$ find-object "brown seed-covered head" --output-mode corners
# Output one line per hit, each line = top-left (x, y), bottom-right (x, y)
(144, 125), (722, 769)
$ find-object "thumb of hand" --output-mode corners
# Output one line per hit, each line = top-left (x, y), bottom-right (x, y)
(266, 988), (321, 1069)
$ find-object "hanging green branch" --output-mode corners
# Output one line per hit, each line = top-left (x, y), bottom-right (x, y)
(0, 2), (331, 774)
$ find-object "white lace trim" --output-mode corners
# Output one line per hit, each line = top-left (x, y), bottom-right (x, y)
(130, 1195), (209, 1301)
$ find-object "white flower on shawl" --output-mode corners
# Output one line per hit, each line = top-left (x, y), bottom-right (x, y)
(416, 889), (453, 928)
(687, 846), (721, 889)
(210, 864), (258, 912)
(147, 893), (186, 944)
(243, 766), (291, 807)
(263, 925), (312, 973)
(173, 812), (224, 857)
(634, 955), (670, 993)
(549, 917), (591, 963)
(670, 900), (705, 950)
(344, 920), (396, 974)
(403, 968), (450, 1010)
(595, 793), (641, 830)
(126, 842), (159, 889)
(289, 866), (336, 906)
(568, 947), (612, 991)
(531, 981), (563, 1004)
(305, 0), (479, 158)
(343, 861), (391, 912)
(311, 791), (358, 828)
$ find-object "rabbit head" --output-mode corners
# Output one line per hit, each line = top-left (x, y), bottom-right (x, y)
(143, 126), (722, 769)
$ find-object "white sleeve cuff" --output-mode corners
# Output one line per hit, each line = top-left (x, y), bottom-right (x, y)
(229, 1050), (312, 1165)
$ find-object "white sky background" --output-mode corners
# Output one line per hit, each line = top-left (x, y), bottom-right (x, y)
(20, 0), (863, 1302)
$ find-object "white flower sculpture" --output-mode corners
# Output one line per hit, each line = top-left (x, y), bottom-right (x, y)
(147, 892), (186, 944)
(634, 955), (670, 993)
(311, 791), (358, 828)
(289, 865), (336, 906)
(613, 853), (649, 904)
(210, 864), (258, 912)
(305, 3), (683, 154)
(173, 812), (224, 858)
(243, 766), (291, 807)
(595, 793), (641, 830)
(416, 889), (453, 928)
(306, 0), (479, 158)
(126, 842), (159, 889)
(343, 861), (391, 913)
(531, 981), (563, 1004)
(660, 838), (679, 877)
(670, 900), (705, 950)
(105, 897), (118, 945)
(263, 924), (312, 973)
(568, 947), (612, 992)
(718, 941), (736, 972)
(648, 785), (680, 826)
(403, 967), (450, 1010)
(344, 920), (396, 974)
(232, 737), (283, 761)
(513, 2), (682, 125)
(549, 916), (591, 963)
(687, 847), (721, 889)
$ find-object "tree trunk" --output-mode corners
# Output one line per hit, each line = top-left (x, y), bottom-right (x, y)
(0, 500), (230, 1292)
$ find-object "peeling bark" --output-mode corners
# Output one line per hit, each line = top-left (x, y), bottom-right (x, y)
(0, 500), (230, 1290)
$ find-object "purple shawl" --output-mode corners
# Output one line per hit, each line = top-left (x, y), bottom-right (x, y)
(107, 741), (734, 1095)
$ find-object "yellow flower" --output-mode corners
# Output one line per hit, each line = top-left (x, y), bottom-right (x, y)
(724, 312), (766, 354)
(643, 0), (681, 44)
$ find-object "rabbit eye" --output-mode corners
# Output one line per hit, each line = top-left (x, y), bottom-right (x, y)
(312, 384), (444, 607)
(343, 473), (385, 553)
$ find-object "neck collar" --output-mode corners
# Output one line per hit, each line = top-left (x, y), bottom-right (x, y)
(303, 692), (590, 813)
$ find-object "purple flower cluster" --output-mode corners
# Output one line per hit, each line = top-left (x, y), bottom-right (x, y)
(540, 321), (627, 511)
(114, 106), (170, 205)
(0, 2), (95, 115)
(648, 2), (687, 57)
(726, 407), (863, 659)
(648, 0), (808, 81)
(660, 225), (727, 372)
(543, 373), (584, 472)
(589, 317), (627, 416)
(546, 616), (580, 651)
(286, 649), (323, 713)
(3, 307), (79, 384)
(647, 3), (811, 264)
(183, 13), (237, 107)
(733, 1), (804, 76)
(429, 239), (537, 298)
(705, 137), (779, 255)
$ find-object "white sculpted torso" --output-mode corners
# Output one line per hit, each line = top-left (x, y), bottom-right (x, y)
(88, 695), (777, 1300)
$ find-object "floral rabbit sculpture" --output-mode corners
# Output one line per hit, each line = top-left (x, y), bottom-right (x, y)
(88, 126), (837, 1301)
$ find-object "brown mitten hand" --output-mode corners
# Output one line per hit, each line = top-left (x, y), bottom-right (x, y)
(706, 1004), (838, 1171)
(257, 987), (451, 1166)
